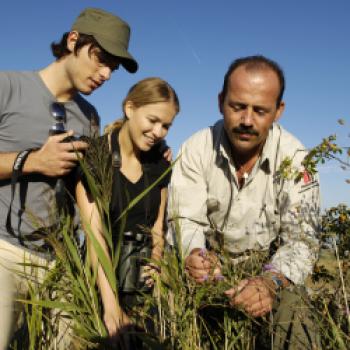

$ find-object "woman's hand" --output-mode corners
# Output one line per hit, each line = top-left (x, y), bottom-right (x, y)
(104, 306), (131, 338)
(142, 249), (162, 288)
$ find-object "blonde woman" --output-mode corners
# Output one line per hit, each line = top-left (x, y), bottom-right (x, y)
(76, 77), (179, 339)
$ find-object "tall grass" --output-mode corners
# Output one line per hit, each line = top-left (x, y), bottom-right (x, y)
(9, 139), (350, 349)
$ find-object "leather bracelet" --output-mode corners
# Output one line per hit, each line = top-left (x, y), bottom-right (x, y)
(262, 270), (286, 289)
(270, 275), (284, 291)
(13, 149), (32, 172)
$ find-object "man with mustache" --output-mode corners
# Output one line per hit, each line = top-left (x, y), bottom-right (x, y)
(0, 8), (138, 349)
(168, 55), (320, 349)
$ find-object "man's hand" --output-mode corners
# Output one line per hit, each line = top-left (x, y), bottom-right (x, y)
(224, 276), (277, 317)
(25, 130), (88, 177)
(157, 140), (172, 162)
(185, 248), (222, 283)
(163, 147), (173, 162)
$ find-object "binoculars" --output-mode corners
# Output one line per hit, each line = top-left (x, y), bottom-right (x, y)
(117, 231), (153, 293)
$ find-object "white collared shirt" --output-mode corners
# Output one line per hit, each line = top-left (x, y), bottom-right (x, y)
(168, 120), (320, 285)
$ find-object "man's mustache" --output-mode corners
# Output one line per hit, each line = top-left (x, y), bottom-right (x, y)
(232, 127), (259, 136)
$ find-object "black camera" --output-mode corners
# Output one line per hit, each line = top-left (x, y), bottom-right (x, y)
(117, 231), (153, 293)
(62, 134), (89, 144)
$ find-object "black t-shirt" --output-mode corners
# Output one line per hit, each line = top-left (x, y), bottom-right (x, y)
(110, 143), (171, 240)
(78, 132), (171, 244)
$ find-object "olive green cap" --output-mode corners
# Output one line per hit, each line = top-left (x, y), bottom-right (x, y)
(72, 8), (138, 73)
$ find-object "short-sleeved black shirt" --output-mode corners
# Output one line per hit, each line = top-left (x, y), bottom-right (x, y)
(110, 142), (171, 240)
(78, 131), (171, 243)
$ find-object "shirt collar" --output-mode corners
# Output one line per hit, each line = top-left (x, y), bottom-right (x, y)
(258, 124), (277, 174)
(217, 121), (276, 174)
(217, 123), (233, 162)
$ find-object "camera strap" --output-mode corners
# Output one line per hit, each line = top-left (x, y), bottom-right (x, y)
(6, 148), (36, 245)
(110, 130), (123, 218)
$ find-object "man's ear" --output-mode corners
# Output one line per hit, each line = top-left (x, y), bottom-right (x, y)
(218, 92), (224, 115)
(66, 31), (79, 53)
(274, 101), (285, 122)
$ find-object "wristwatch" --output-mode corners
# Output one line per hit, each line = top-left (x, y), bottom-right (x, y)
(270, 275), (284, 291)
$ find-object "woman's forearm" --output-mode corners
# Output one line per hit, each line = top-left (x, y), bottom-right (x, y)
(76, 181), (120, 310)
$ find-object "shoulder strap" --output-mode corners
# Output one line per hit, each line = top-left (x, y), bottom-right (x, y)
(111, 130), (121, 168)
(110, 130), (124, 223)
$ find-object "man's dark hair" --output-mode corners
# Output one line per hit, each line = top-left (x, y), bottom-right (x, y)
(51, 32), (119, 68)
(220, 55), (285, 107)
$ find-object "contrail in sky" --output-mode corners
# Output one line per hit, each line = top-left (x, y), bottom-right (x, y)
(172, 19), (201, 65)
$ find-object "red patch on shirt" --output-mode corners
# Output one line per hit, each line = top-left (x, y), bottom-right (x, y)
(303, 170), (312, 184)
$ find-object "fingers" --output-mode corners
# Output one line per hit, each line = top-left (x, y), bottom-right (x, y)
(51, 130), (74, 142)
(141, 263), (160, 288)
(163, 147), (172, 162)
(225, 278), (275, 317)
(185, 250), (211, 282)
(33, 131), (89, 176)
(60, 150), (85, 162)
(59, 141), (88, 156)
(50, 130), (88, 151)
(185, 249), (223, 283)
(60, 139), (89, 152)
(186, 254), (212, 270)
(246, 298), (273, 317)
(230, 282), (262, 306)
(56, 161), (77, 175)
(213, 266), (224, 281)
(105, 320), (118, 337)
(104, 309), (131, 338)
(225, 279), (249, 298)
(104, 314), (119, 337)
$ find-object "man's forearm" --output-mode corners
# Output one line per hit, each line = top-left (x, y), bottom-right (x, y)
(0, 152), (21, 180)
(0, 151), (40, 180)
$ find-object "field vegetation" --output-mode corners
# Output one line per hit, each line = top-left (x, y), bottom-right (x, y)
(9, 132), (350, 349)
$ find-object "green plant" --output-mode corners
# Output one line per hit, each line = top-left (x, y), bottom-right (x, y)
(10, 129), (350, 349)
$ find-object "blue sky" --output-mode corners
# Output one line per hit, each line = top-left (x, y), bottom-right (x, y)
(1, 0), (349, 209)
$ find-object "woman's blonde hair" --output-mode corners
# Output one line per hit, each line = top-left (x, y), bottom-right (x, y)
(104, 77), (179, 134)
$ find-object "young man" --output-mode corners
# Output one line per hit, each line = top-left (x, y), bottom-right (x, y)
(168, 55), (321, 349)
(0, 8), (137, 349)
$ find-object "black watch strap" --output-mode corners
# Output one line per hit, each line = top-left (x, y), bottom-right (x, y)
(270, 275), (284, 291)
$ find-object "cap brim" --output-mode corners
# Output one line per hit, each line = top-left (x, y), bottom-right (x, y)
(119, 57), (138, 74)
(94, 35), (138, 73)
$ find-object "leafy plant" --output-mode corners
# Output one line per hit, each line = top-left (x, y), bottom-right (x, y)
(10, 126), (350, 349)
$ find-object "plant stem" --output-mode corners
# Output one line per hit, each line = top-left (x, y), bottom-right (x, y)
(332, 237), (350, 331)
